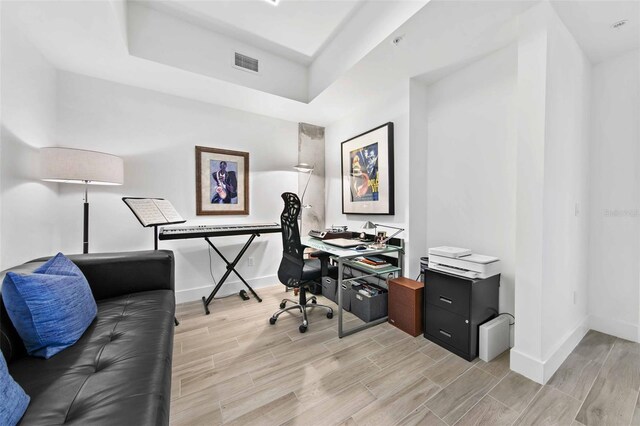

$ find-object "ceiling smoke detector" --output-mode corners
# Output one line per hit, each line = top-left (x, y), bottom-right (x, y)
(611, 19), (628, 29)
(263, 0), (280, 5)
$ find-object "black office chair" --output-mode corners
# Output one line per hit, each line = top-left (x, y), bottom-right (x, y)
(269, 192), (334, 333)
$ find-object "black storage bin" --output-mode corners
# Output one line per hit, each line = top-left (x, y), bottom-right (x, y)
(321, 276), (337, 303)
(350, 283), (387, 322)
(321, 277), (351, 311)
(340, 282), (351, 312)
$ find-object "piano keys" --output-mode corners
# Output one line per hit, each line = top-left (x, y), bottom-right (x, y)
(159, 222), (282, 240)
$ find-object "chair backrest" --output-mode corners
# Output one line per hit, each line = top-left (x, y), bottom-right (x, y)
(278, 192), (304, 286)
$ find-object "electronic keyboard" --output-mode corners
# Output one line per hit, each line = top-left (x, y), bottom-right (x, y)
(159, 223), (282, 240)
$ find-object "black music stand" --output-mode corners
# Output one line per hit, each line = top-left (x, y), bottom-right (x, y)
(122, 197), (186, 249)
(123, 197), (186, 326)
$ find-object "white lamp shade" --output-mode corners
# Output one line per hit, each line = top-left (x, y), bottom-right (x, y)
(40, 147), (124, 185)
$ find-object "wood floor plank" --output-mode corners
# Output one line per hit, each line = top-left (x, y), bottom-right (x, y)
(180, 351), (274, 397)
(547, 352), (603, 401)
(489, 371), (542, 414)
(372, 326), (412, 347)
(476, 350), (511, 379)
(367, 335), (430, 370)
(250, 343), (330, 387)
(295, 357), (380, 404)
(631, 391), (640, 426)
(281, 382), (376, 426)
(323, 323), (390, 354)
(221, 363), (320, 423)
(363, 351), (436, 399)
(422, 353), (478, 388)
(224, 392), (300, 426)
(425, 366), (499, 425)
(173, 326), (209, 343)
(421, 341), (451, 362)
(173, 373), (253, 415)
(351, 375), (440, 426)
(575, 338), (640, 426)
(514, 386), (581, 426)
(572, 330), (617, 363)
(455, 395), (519, 426)
(396, 404), (447, 426)
(170, 400), (222, 426)
(311, 338), (384, 373)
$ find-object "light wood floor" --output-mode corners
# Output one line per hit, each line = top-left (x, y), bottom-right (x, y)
(171, 285), (640, 426)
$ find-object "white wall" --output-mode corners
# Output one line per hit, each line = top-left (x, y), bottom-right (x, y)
(324, 83), (411, 259)
(424, 45), (518, 317)
(54, 71), (298, 302)
(128, 2), (308, 103)
(588, 49), (640, 342)
(0, 15), (60, 270)
(540, 6), (592, 363)
(511, 2), (592, 384)
(407, 79), (428, 279)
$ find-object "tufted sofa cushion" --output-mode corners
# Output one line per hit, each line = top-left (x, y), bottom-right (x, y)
(7, 289), (174, 425)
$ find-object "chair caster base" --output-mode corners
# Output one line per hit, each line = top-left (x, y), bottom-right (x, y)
(299, 324), (307, 333)
(279, 302), (286, 309)
(327, 312), (333, 319)
(269, 317), (277, 325)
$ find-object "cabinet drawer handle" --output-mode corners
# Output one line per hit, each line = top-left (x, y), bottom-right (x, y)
(439, 296), (453, 304)
(439, 329), (452, 338)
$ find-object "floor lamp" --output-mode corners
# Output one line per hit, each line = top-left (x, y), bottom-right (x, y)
(41, 147), (124, 254)
(293, 163), (314, 232)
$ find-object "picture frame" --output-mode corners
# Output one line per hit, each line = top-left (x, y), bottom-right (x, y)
(341, 122), (394, 215)
(195, 146), (249, 215)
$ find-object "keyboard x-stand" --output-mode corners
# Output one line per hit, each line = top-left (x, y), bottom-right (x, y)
(159, 223), (282, 314)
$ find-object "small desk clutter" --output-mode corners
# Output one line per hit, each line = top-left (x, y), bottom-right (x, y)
(302, 226), (404, 338)
(422, 246), (502, 362)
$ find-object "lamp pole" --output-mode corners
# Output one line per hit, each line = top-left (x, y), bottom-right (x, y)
(83, 181), (89, 254)
(294, 163), (314, 234)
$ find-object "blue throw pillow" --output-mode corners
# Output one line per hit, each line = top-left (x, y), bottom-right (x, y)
(2, 253), (97, 358)
(0, 351), (30, 425)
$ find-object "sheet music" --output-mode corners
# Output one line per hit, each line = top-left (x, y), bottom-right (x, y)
(152, 199), (184, 223)
(123, 198), (185, 227)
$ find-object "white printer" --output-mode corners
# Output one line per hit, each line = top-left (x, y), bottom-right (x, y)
(427, 246), (500, 279)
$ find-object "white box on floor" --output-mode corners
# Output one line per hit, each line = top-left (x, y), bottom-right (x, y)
(479, 315), (510, 362)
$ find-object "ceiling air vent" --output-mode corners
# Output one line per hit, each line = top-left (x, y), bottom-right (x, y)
(234, 52), (259, 73)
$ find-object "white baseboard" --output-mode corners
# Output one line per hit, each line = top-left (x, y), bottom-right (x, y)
(541, 316), (589, 383)
(510, 348), (545, 384)
(175, 274), (279, 304)
(589, 314), (640, 343)
(511, 316), (589, 384)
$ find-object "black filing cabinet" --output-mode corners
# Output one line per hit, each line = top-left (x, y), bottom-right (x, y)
(423, 268), (499, 361)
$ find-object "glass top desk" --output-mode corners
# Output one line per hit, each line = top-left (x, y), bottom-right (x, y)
(300, 236), (405, 338)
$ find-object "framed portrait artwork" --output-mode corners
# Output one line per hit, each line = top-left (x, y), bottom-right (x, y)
(195, 146), (249, 215)
(341, 122), (394, 215)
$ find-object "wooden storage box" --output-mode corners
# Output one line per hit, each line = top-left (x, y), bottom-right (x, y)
(388, 277), (424, 337)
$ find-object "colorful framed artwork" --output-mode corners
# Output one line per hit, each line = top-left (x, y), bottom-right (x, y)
(195, 146), (249, 215)
(341, 122), (394, 215)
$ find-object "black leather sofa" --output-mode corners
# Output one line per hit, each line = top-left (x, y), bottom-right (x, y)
(0, 250), (175, 425)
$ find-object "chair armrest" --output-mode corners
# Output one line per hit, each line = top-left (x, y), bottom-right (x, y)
(28, 250), (175, 301)
(308, 251), (332, 276)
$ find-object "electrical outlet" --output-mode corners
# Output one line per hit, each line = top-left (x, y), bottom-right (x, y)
(248, 257), (254, 267)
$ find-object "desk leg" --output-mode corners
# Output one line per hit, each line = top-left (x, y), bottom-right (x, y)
(338, 258), (344, 338)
